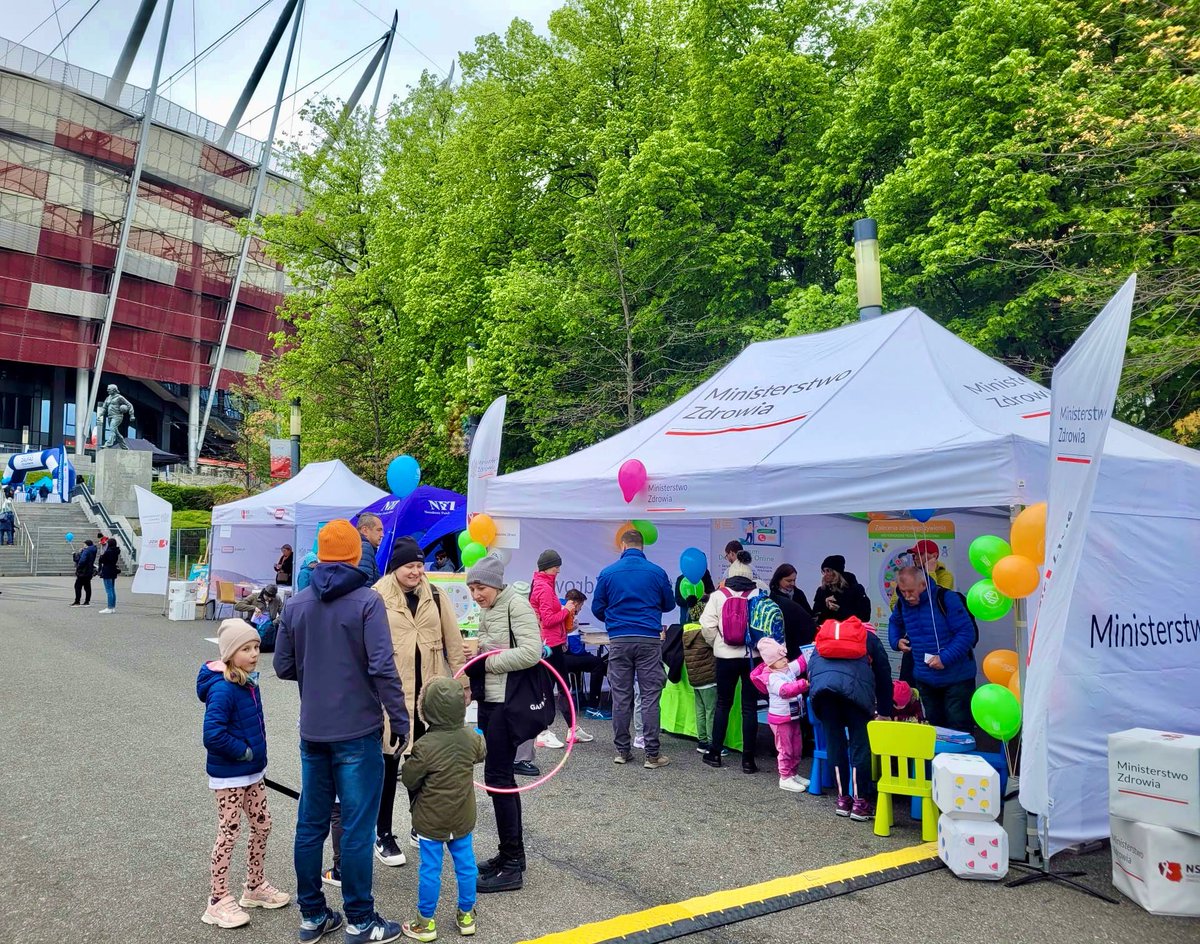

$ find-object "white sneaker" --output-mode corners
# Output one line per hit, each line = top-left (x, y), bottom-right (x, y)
(98, 608), (115, 615)
(633, 735), (645, 750)
(779, 776), (806, 793)
(536, 730), (565, 749)
(571, 726), (595, 743)
(791, 775), (811, 790)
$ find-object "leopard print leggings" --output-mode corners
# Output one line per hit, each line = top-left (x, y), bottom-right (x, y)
(210, 781), (272, 901)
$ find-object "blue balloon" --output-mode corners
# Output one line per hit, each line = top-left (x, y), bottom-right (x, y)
(64, 532), (74, 542)
(386, 455), (421, 498)
(679, 547), (707, 584)
(909, 509), (936, 523)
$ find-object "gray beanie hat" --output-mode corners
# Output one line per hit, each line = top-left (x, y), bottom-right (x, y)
(466, 554), (506, 589)
(537, 549), (563, 571)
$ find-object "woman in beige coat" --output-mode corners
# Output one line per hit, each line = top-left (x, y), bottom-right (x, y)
(373, 537), (467, 864)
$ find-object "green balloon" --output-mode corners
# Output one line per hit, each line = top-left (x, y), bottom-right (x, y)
(457, 530), (472, 551)
(462, 541), (488, 567)
(969, 534), (1013, 577)
(679, 578), (703, 602)
(633, 519), (658, 545)
(966, 578), (1013, 622)
(971, 683), (1022, 741)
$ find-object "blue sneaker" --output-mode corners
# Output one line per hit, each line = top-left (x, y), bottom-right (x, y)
(585, 707), (612, 720)
(346, 914), (402, 944)
(298, 909), (343, 943)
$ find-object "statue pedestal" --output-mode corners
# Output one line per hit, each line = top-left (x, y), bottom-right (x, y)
(95, 448), (153, 519)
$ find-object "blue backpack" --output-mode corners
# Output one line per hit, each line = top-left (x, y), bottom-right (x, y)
(749, 594), (785, 647)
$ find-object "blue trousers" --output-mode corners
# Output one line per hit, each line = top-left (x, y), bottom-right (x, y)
(102, 578), (116, 609)
(294, 731), (384, 924)
(418, 833), (477, 919)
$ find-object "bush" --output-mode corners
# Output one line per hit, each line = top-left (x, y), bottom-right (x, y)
(152, 482), (245, 511)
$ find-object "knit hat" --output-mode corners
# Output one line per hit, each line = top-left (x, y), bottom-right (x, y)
(388, 536), (423, 572)
(893, 680), (915, 709)
(821, 554), (846, 574)
(318, 519), (362, 565)
(218, 618), (260, 662)
(466, 554), (506, 589)
(537, 549), (563, 571)
(727, 560), (753, 580)
(262, 584), (278, 598)
(757, 637), (787, 666)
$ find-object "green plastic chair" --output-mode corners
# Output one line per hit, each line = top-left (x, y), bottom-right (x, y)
(868, 720), (938, 842)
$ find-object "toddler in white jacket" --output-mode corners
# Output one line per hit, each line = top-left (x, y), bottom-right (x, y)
(753, 638), (809, 792)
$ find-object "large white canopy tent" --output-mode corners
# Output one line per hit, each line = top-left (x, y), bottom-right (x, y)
(211, 460), (386, 588)
(484, 308), (1200, 853)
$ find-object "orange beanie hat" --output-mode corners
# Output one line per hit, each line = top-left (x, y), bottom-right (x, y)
(318, 519), (362, 565)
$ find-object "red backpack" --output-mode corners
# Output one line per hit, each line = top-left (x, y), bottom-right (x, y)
(814, 617), (868, 659)
(718, 587), (752, 646)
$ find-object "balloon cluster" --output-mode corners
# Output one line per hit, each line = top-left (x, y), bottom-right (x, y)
(970, 649), (1023, 740)
(964, 503), (1046, 622)
(612, 519), (658, 550)
(460, 513), (500, 568)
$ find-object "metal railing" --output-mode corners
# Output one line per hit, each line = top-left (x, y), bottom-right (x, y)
(72, 481), (137, 565)
(32, 527), (78, 575)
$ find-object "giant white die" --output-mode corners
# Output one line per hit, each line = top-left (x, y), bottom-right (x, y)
(937, 816), (1009, 880)
(932, 753), (1000, 820)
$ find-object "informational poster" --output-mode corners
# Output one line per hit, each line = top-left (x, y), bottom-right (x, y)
(428, 573), (481, 633)
(866, 518), (956, 625)
(711, 518), (787, 586)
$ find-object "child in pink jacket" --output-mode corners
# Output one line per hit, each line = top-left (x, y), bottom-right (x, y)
(754, 638), (809, 793)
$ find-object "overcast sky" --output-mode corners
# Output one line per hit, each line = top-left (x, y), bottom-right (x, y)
(6, 0), (560, 146)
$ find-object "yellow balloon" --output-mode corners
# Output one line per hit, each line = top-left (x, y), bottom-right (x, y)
(992, 554), (1041, 599)
(1011, 503), (1047, 565)
(468, 513), (498, 547)
(983, 649), (1019, 686)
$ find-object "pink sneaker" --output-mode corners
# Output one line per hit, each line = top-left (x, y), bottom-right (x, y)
(850, 797), (874, 821)
(202, 895), (251, 928)
(835, 795), (853, 817)
(240, 881), (292, 909)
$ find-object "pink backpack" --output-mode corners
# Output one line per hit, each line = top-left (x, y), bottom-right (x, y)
(718, 587), (752, 646)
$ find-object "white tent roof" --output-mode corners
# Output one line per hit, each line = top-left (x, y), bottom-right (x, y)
(212, 459), (387, 526)
(486, 309), (1200, 520)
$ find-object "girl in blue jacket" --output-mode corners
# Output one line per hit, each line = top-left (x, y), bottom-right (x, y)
(196, 620), (291, 929)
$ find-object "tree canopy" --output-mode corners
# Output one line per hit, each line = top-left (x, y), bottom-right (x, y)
(257, 0), (1199, 488)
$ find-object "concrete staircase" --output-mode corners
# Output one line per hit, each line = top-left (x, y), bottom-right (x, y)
(10, 501), (99, 576)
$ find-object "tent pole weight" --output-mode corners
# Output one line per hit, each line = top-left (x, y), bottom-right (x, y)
(853, 218), (883, 320)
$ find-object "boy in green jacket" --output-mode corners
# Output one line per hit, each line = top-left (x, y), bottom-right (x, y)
(401, 676), (487, 941)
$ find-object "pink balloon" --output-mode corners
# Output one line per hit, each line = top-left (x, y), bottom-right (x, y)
(617, 458), (647, 503)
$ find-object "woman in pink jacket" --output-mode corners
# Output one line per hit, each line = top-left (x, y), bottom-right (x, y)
(530, 549), (593, 745)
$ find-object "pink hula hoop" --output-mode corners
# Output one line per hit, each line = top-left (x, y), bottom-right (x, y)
(454, 648), (577, 794)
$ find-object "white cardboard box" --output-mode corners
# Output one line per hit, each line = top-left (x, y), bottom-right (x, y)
(1110, 815), (1200, 917)
(936, 816), (1009, 880)
(168, 600), (196, 622)
(1109, 728), (1200, 836)
(932, 753), (1001, 821)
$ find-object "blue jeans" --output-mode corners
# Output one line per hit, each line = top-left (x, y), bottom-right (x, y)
(417, 834), (477, 918)
(102, 578), (116, 609)
(295, 731), (384, 924)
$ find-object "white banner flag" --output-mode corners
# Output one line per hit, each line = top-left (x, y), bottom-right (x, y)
(132, 485), (172, 595)
(1020, 275), (1135, 826)
(467, 395), (507, 516)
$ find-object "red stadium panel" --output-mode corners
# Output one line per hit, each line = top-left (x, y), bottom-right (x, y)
(0, 307), (94, 368)
(200, 145), (254, 184)
(54, 119), (137, 168)
(0, 162), (49, 199)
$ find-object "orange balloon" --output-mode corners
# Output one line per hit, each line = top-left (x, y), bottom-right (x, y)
(468, 513), (498, 547)
(992, 554), (1041, 599)
(1008, 672), (1021, 700)
(983, 649), (1019, 687)
(614, 521), (634, 550)
(1010, 502), (1047, 565)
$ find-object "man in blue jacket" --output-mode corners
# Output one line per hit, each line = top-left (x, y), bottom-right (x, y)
(274, 519), (409, 944)
(888, 567), (977, 732)
(591, 529), (676, 768)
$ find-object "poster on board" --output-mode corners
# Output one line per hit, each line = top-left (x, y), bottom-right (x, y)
(866, 518), (956, 624)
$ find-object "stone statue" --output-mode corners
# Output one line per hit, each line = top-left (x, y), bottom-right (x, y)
(96, 384), (136, 448)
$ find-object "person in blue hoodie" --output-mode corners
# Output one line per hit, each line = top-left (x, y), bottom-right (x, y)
(197, 619), (292, 929)
(887, 566), (977, 733)
(274, 519), (410, 944)
(591, 528), (676, 768)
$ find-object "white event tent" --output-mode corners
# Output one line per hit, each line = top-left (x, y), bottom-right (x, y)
(484, 308), (1200, 854)
(210, 459), (386, 588)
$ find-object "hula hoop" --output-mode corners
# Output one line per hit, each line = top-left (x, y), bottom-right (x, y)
(454, 648), (577, 794)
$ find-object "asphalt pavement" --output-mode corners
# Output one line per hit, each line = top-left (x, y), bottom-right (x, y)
(0, 577), (1196, 944)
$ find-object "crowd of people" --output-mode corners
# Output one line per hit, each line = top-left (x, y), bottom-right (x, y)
(196, 521), (979, 941)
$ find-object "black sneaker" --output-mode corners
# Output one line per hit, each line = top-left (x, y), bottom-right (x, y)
(374, 833), (406, 866)
(742, 757), (759, 774)
(476, 866), (524, 894)
(512, 760), (540, 777)
(476, 855), (504, 878)
(703, 753), (722, 769)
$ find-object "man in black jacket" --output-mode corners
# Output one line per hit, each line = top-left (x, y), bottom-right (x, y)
(70, 540), (98, 606)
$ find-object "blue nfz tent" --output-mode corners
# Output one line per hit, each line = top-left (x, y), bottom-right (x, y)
(355, 485), (465, 574)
